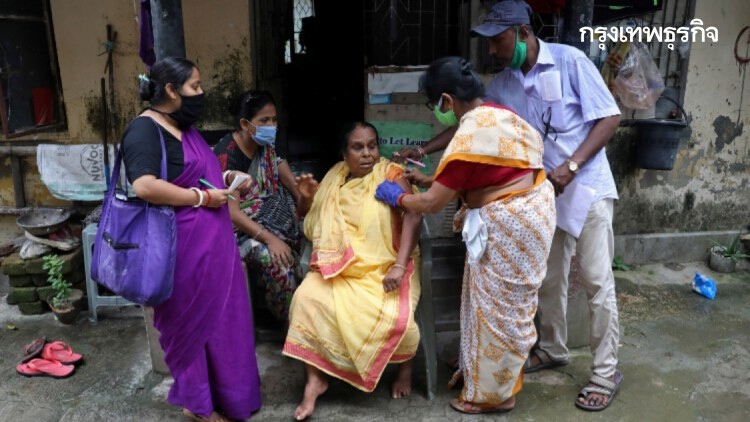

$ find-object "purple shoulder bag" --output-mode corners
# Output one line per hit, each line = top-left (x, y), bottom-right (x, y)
(91, 119), (176, 305)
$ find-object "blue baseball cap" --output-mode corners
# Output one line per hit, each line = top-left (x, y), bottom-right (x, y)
(470, 0), (532, 38)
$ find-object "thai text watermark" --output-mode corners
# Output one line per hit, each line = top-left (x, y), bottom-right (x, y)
(580, 18), (717, 51)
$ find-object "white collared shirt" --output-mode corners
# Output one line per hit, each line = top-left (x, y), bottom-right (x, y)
(485, 39), (620, 202)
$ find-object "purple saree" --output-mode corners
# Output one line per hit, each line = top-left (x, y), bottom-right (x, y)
(152, 127), (261, 419)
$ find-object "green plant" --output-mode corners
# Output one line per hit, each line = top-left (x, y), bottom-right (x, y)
(42, 254), (72, 309)
(710, 231), (750, 262)
(612, 256), (630, 271)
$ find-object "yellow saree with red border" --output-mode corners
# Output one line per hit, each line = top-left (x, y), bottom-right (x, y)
(283, 158), (420, 392)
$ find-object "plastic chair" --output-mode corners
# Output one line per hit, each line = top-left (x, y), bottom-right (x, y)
(82, 223), (138, 323)
(298, 219), (437, 399)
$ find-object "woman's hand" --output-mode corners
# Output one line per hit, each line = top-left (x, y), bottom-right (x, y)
(404, 168), (432, 189)
(226, 171), (254, 195)
(382, 265), (405, 293)
(375, 180), (406, 207)
(393, 147), (422, 163)
(203, 189), (231, 208)
(266, 233), (294, 267)
(295, 173), (319, 201)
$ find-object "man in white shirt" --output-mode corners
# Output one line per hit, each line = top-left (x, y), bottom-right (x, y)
(398, 0), (623, 412)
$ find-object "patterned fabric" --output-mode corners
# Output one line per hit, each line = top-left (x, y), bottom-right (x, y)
(435, 103), (556, 406)
(433, 104), (545, 179)
(448, 182), (556, 405)
(214, 134), (300, 321)
(283, 159), (421, 392)
(485, 39), (620, 203)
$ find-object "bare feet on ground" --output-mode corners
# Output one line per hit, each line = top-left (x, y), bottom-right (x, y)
(451, 396), (515, 413)
(391, 360), (413, 399)
(182, 409), (230, 422)
(294, 365), (329, 420)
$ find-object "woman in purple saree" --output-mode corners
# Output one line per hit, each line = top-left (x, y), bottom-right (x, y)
(121, 57), (261, 421)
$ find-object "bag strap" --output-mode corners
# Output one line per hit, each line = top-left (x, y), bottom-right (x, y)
(111, 117), (168, 199)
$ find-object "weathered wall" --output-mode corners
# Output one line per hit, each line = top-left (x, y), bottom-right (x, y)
(609, 0), (750, 234)
(0, 0), (253, 208)
(182, 0), (252, 129)
(366, 2), (749, 237)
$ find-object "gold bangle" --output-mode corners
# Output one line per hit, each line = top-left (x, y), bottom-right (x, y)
(392, 263), (407, 271)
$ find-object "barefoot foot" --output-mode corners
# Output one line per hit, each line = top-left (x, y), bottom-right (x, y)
(294, 365), (329, 420)
(182, 409), (230, 422)
(391, 360), (413, 399)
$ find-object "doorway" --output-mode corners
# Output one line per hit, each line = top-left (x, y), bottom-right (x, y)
(254, 0), (365, 180)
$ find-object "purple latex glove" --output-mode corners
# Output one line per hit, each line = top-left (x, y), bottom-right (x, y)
(375, 180), (406, 207)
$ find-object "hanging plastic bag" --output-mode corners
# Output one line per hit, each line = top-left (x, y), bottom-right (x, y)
(613, 42), (665, 110)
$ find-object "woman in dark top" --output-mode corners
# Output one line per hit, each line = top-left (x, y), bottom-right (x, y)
(120, 57), (260, 422)
(213, 90), (318, 322)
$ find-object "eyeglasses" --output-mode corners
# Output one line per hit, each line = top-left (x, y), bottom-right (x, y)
(541, 106), (558, 143)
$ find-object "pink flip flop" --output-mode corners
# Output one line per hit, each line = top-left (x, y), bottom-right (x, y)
(40, 341), (83, 365)
(16, 358), (75, 378)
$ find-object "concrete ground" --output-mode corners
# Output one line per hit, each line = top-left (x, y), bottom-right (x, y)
(1, 262), (749, 421)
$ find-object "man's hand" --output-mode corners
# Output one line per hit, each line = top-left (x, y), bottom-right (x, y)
(547, 163), (576, 195)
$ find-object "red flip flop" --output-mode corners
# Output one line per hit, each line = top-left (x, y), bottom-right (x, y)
(40, 341), (83, 365)
(16, 358), (75, 378)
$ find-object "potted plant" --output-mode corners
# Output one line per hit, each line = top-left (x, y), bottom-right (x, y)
(708, 232), (750, 273)
(42, 254), (83, 324)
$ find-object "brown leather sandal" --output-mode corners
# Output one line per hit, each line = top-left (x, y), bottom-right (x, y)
(523, 348), (568, 373)
(22, 336), (46, 363)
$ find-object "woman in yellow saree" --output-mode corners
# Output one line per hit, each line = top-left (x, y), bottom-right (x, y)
(376, 57), (556, 415)
(283, 122), (422, 420)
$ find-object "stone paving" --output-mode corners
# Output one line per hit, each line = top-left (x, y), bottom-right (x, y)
(1, 262), (749, 421)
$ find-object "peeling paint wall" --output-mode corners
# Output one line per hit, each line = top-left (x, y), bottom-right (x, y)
(609, 0), (750, 234)
(0, 0), (253, 208)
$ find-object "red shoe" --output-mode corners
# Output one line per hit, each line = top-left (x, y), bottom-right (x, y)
(40, 341), (84, 365)
(16, 358), (75, 378)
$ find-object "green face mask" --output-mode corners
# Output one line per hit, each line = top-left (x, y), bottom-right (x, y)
(509, 28), (527, 70)
(433, 97), (459, 126)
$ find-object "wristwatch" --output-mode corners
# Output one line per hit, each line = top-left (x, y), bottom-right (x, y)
(567, 159), (580, 174)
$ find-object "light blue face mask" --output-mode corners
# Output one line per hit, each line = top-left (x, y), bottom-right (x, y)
(250, 123), (277, 147)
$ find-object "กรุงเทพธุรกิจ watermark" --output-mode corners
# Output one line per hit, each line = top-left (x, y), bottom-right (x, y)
(580, 18), (717, 51)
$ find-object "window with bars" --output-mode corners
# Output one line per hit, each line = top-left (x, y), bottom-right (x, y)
(619, 0), (690, 90)
(0, 0), (65, 138)
(285, 0), (315, 64)
(364, 0), (470, 66)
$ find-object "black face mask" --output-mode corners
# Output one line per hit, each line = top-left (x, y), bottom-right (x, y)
(168, 92), (205, 128)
